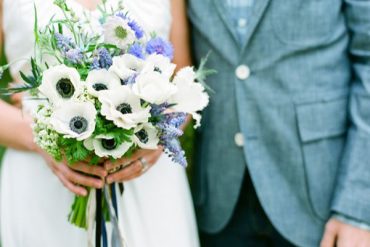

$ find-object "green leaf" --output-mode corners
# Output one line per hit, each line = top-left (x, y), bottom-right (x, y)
(34, 4), (39, 45)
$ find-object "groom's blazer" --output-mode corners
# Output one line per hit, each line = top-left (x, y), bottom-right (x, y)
(188, 0), (370, 246)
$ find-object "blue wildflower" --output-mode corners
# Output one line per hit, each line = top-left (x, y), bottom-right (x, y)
(98, 48), (113, 69)
(155, 112), (187, 166)
(150, 103), (169, 116)
(158, 123), (183, 139)
(116, 12), (144, 39)
(91, 58), (100, 70)
(128, 20), (144, 39)
(146, 37), (174, 60)
(65, 48), (83, 64)
(165, 112), (187, 128)
(116, 12), (126, 20)
(164, 139), (187, 167)
(54, 33), (74, 52)
(90, 48), (113, 70)
(128, 43), (145, 59)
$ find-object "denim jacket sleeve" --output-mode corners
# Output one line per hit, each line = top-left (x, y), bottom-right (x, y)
(333, 213), (370, 231)
(331, 0), (370, 224)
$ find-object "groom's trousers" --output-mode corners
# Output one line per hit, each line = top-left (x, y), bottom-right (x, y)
(200, 170), (295, 247)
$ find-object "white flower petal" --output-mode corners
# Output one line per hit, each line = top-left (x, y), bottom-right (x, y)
(141, 54), (176, 79)
(133, 123), (159, 149)
(103, 16), (136, 49)
(92, 135), (132, 159)
(133, 72), (177, 104)
(99, 86), (151, 129)
(169, 66), (209, 113)
(39, 64), (82, 106)
(50, 101), (97, 140)
(86, 69), (121, 97)
(109, 54), (144, 81)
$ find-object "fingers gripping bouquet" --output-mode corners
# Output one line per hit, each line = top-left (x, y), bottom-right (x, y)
(1, 0), (212, 243)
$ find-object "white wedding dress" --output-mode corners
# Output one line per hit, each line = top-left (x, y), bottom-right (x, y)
(0, 0), (199, 246)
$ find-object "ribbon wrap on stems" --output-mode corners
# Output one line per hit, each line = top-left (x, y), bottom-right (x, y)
(87, 184), (127, 247)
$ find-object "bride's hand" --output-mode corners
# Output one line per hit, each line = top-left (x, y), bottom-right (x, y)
(10, 93), (24, 109)
(37, 149), (107, 196)
(104, 147), (163, 184)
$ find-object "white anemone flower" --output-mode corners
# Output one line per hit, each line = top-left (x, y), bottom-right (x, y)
(141, 54), (176, 79)
(38, 64), (82, 106)
(103, 16), (136, 49)
(84, 135), (132, 159)
(99, 86), (151, 129)
(132, 72), (177, 104)
(169, 67), (209, 128)
(86, 69), (121, 97)
(50, 101), (97, 140)
(132, 123), (160, 149)
(109, 54), (144, 83)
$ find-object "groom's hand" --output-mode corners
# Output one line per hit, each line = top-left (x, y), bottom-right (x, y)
(320, 218), (370, 247)
(104, 147), (163, 183)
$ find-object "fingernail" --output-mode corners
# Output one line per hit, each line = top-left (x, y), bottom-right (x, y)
(81, 190), (87, 197)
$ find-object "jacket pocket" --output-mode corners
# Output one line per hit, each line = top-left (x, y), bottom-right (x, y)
(295, 94), (348, 220)
(271, 0), (341, 46)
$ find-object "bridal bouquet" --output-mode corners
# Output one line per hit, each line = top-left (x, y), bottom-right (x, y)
(1, 0), (212, 241)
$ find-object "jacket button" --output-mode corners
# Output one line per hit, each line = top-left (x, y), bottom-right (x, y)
(234, 132), (245, 147)
(235, 65), (250, 80)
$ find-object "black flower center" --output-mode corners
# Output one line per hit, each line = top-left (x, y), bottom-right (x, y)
(116, 103), (132, 114)
(56, 78), (75, 99)
(102, 139), (117, 150)
(154, 67), (162, 74)
(136, 129), (149, 144)
(69, 116), (88, 134)
(93, 83), (108, 91)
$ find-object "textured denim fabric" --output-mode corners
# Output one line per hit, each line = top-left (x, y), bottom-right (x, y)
(189, 0), (370, 246)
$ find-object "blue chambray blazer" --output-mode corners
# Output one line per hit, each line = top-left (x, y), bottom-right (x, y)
(188, 0), (370, 246)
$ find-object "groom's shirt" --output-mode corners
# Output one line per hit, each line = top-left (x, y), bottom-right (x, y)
(225, 0), (254, 42)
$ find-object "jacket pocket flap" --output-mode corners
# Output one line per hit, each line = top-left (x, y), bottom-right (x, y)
(296, 97), (349, 142)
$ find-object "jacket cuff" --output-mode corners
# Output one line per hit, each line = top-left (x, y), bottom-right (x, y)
(332, 212), (370, 231)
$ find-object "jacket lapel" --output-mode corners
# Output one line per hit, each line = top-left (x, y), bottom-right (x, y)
(213, 0), (271, 52)
(213, 0), (240, 46)
(240, 0), (271, 52)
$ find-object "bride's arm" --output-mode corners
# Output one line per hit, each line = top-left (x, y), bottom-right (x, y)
(170, 0), (192, 69)
(0, 100), (36, 151)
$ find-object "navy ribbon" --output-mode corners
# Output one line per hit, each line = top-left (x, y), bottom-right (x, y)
(97, 184), (123, 247)
(102, 216), (108, 247)
(111, 184), (119, 218)
(96, 189), (102, 247)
